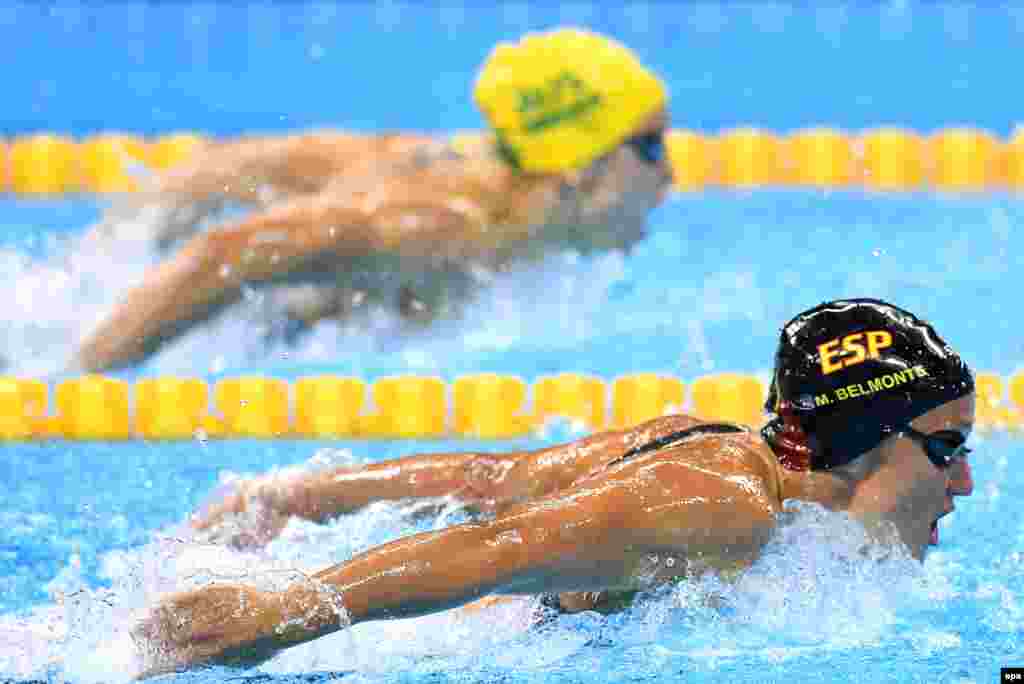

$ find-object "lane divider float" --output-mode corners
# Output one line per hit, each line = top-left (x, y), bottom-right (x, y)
(2, 128), (1024, 196)
(0, 371), (1018, 441)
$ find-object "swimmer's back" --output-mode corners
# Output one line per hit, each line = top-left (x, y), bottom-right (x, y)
(576, 415), (781, 503)
(537, 420), (780, 617)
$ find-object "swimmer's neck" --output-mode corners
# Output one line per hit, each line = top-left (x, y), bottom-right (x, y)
(755, 426), (857, 510)
(776, 463), (857, 510)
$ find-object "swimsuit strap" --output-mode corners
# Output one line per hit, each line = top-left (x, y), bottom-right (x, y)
(606, 422), (749, 469)
(535, 422), (748, 619)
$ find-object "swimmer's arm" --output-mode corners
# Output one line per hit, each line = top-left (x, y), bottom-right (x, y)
(136, 458), (776, 676)
(86, 134), (387, 249)
(288, 423), (660, 518)
(150, 134), (363, 203)
(150, 132), (440, 204)
(193, 415), (705, 533)
(303, 459), (777, 626)
(72, 194), (476, 372)
(191, 450), (530, 535)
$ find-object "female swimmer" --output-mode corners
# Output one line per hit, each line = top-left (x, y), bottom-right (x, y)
(133, 299), (975, 677)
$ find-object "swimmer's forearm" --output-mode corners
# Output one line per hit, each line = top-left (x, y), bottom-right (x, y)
(307, 526), (510, 626)
(295, 486), (633, 634)
(286, 416), (714, 522)
(74, 239), (238, 371)
(156, 527), (512, 665)
(74, 204), (377, 371)
(133, 525), (523, 674)
(287, 451), (525, 521)
(199, 511), (619, 664)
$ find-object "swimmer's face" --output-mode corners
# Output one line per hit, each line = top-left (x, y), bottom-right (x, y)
(571, 109), (673, 251)
(847, 394), (975, 560)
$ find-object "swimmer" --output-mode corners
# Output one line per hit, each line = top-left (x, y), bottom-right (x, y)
(133, 298), (975, 677)
(71, 28), (673, 372)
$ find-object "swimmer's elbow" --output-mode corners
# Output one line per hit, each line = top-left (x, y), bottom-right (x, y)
(367, 203), (482, 258)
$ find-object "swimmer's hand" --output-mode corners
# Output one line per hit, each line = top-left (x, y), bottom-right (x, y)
(131, 584), (286, 679)
(189, 476), (296, 549)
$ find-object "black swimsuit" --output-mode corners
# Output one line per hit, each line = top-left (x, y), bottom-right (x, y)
(606, 421), (748, 468)
(538, 422), (749, 616)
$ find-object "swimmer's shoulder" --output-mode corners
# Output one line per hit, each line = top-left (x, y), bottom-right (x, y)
(614, 415), (783, 509)
(609, 414), (734, 464)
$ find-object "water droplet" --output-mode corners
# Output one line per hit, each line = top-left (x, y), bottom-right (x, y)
(241, 286), (262, 303)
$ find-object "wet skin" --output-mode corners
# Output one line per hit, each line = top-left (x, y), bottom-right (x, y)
(839, 393), (975, 559)
(72, 112), (672, 372)
(134, 396), (974, 677)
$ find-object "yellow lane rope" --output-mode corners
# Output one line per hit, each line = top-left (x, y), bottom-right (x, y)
(2, 127), (1024, 195)
(0, 371), (1019, 441)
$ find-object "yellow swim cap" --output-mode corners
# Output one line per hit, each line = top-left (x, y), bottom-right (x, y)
(473, 28), (667, 173)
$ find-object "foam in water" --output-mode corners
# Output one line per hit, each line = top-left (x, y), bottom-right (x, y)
(0, 203), (171, 377)
(0, 198), (772, 378)
(0, 480), (954, 683)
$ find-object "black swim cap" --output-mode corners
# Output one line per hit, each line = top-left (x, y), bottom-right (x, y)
(763, 298), (974, 470)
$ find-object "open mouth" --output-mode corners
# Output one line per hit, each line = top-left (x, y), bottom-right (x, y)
(930, 506), (955, 546)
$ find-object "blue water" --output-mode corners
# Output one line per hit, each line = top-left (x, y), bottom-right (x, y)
(2, 192), (1022, 380)
(3, 2), (1024, 137)
(1, 3), (1023, 684)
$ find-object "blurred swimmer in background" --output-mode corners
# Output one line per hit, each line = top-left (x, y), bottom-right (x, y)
(71, 28), (673, 372)
(132, 299), (976, 677)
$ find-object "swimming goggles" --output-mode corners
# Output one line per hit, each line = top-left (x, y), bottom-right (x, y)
(898, 426), (972, 470)
(625, 130), (666, 165)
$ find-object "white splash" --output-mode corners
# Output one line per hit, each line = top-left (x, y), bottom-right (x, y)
(0, 489), (964, 683)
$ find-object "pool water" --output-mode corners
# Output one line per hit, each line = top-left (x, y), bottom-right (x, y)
(2, 3), (1024, 683)
(1, 192), (1022, 684)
